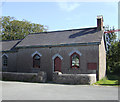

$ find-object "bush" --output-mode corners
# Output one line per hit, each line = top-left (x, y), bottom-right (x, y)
(106, 41), (120, 75)
(107, 62), (120, 75)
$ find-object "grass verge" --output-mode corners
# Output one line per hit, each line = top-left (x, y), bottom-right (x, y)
(93, 74), (120, 86)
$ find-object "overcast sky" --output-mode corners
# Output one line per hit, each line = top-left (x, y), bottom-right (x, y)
(2, 2), (118, 31)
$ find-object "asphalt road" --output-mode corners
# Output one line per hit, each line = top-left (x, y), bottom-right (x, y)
(1, 81), (119, 100)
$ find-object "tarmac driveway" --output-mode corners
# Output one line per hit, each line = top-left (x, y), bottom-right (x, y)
(1, 81), (119, 100)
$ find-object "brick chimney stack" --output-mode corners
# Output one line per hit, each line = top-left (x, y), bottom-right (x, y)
(97, 15), (103, 31)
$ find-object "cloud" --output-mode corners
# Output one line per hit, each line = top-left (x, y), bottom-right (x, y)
(58, 2), (80, 12)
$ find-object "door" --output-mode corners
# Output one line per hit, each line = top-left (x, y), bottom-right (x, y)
(54, 57), (61, 72)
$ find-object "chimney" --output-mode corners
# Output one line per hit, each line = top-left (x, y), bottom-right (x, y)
(97, 15), (103, 31)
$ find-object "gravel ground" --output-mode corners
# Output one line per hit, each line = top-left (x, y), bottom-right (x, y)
(1, 81), (119, 100)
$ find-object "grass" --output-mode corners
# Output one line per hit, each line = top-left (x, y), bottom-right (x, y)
(93, 74), (120, 86)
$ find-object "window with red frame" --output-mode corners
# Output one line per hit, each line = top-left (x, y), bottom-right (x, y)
(33, 54), (40, 68)
(70, 53), (80, 68)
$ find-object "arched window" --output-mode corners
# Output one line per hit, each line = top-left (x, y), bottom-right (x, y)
(2, 55), (8, 67)
(33, 54), (40, 68)
(52, 53), (63, 72)
(70, 52), (80, 68)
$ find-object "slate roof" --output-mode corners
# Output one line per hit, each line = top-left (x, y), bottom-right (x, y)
(1, 40), (21, 51)
(16, 27), (103, 48)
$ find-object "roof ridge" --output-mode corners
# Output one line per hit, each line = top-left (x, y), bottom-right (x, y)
(29, 27), (97, 35)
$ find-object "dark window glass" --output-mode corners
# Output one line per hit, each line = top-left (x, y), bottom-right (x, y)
(2, 55), (8, 67)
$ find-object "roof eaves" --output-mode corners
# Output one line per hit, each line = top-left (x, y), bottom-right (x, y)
(1, 50), (18, 53)
(0, 39), (22, 42)
(16, 42), (101, 49)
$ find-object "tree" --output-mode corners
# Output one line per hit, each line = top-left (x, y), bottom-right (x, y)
(0, 16), (48, 40)
(105, 26), (116, 51)
(105, 26), (120, 74)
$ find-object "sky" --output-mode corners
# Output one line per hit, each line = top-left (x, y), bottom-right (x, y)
(2, 2), (118, 32)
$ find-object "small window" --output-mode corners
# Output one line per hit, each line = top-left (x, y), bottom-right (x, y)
(70, 52), (80, 68)
(33, 54), (40, 68)
(2, 55), (8, 67)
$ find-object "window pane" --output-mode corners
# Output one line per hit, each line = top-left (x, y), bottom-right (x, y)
(71, 54), (80, 68)
(34, 55), (40, 60)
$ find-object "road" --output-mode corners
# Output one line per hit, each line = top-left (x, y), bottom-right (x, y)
(1, 81), (119, 100)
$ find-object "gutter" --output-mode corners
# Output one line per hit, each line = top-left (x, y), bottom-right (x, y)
(1, 50), (18, 53)
(16, 42), (101, 49)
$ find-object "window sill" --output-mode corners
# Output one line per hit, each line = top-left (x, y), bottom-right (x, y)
(70, 68), (80, 70)
(71, 67), (80, 69)
(32, 67), (40, 69)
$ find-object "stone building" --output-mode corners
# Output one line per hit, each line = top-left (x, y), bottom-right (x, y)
(0, 16), (106, 84)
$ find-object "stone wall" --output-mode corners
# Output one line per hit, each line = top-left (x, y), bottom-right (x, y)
(1, 71), (47, 83)
(53, 72), (96, 85)
(16, 45), (99, 80)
